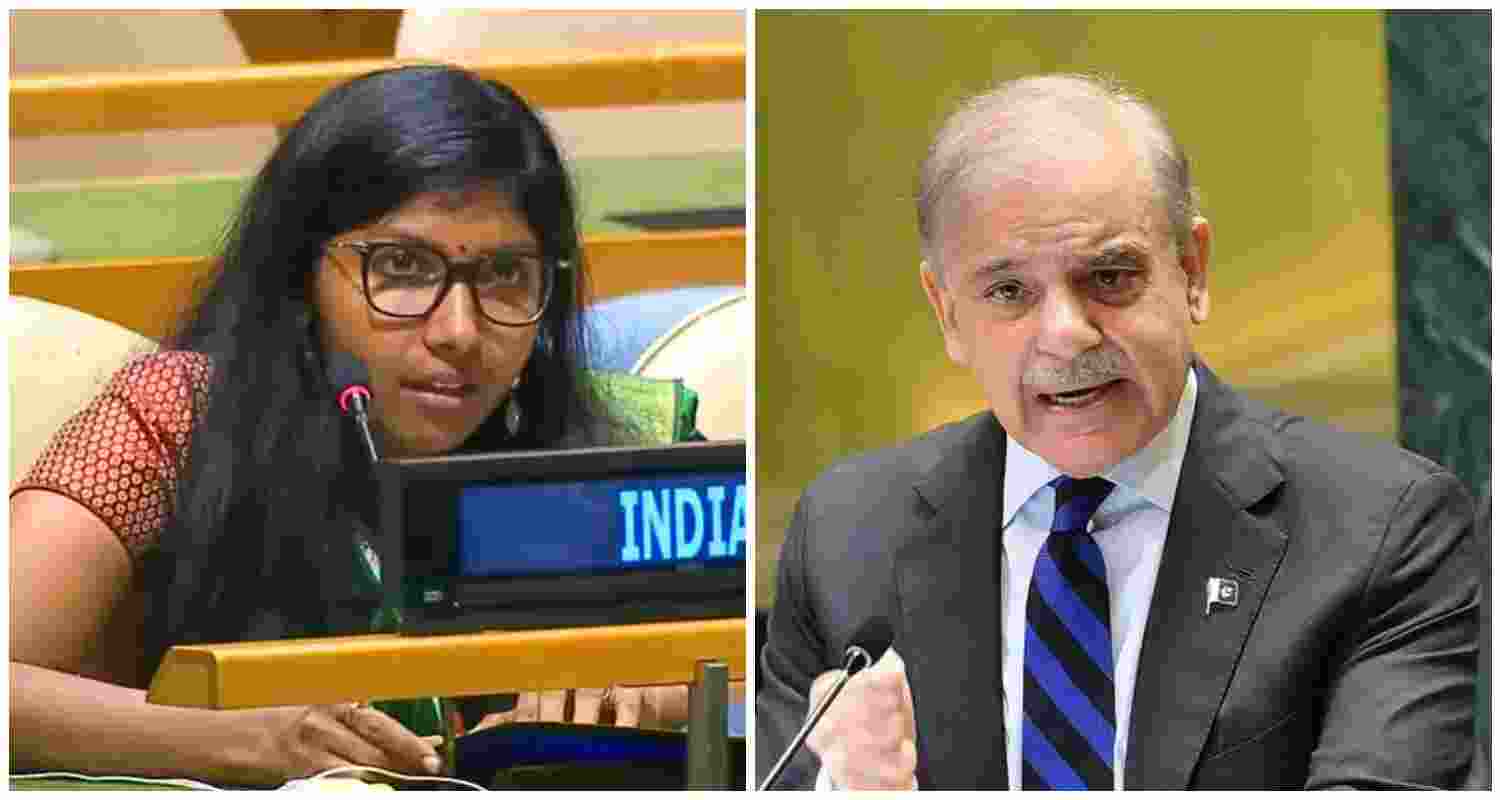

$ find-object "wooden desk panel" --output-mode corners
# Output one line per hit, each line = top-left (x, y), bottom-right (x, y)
(148, 618), (746, 709)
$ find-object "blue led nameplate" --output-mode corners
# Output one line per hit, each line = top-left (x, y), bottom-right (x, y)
(455, 470), (746, 578)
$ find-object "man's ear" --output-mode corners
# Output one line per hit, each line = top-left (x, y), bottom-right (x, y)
(920, 260), (968, 365)
(1182, 217), (1212, 324)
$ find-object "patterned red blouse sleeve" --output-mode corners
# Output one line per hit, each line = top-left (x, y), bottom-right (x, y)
(13, 351), (211, 566)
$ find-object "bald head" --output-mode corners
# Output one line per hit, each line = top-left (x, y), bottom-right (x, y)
(917, 74), (1199, 281)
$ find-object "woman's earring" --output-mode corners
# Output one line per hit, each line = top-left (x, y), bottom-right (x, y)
(504, 376), (523, 436)
(299, 310), (318, 366)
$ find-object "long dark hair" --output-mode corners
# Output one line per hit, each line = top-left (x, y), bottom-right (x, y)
(141, 65), (618, 671)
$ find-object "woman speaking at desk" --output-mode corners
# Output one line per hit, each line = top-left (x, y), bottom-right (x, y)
(11, 65), (683, 785)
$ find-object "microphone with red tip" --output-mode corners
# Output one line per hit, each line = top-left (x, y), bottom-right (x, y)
(759, 618), (895, 790)
(327, 352), (380, 464)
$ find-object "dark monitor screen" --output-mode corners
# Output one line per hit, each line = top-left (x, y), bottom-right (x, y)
(377, 441), (746, 634)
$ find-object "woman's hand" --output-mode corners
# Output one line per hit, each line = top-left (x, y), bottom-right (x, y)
(243, 702), (442, 784)
(605, 686), (690, 728)
(473, 686), (691, 731)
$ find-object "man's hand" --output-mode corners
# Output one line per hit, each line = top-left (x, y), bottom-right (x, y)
(805, 649), (917, 790)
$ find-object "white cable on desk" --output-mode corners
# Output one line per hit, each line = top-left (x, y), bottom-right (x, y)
(13, 766), (486, 791)
(290, 764), (486, 791)
(11, 771), (224, 790)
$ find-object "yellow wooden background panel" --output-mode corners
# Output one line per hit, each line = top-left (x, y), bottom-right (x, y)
(11, 43), (746, 136)
(11, 229), (746, 341)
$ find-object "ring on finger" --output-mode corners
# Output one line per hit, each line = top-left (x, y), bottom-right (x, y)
(337, 701), (365, 728)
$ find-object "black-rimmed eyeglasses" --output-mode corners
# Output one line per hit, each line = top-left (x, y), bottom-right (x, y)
(325, 240), (566, 327)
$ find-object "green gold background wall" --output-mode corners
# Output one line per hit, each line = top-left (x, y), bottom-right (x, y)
(755, 11), (1397, 603)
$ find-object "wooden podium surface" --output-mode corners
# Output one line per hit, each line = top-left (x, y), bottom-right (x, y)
(148, 618), (745, 709)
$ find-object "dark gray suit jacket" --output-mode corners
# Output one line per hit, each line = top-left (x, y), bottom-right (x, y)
(757, 364), (1478, 789)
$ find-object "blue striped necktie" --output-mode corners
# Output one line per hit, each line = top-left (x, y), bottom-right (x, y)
(1022, 475), (1117, 789)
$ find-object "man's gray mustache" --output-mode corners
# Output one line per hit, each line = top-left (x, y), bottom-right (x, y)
(1023, 349), (1129, 391)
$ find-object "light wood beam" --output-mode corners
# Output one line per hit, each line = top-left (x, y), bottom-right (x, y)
(11, 43), (745, 137)
(10, 228), (746, 340)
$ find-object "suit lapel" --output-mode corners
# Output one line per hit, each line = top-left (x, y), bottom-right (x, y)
(893, 414), (1008, 788)
(1125, 364), (1290, 789)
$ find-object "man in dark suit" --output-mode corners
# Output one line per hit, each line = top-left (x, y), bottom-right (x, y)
(755, 74), (1478, 789)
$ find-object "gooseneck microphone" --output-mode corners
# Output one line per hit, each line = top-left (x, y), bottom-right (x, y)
(327, 352), (380, 464)
(760, 618), (895, 790)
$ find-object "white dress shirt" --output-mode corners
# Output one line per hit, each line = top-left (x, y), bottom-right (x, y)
(1000, 367), (1196, 789)
(815, 368), (1198, 790)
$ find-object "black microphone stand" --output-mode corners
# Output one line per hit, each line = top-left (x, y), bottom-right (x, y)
(758, 643), (877, 790)
(344, 391), (379, 465)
